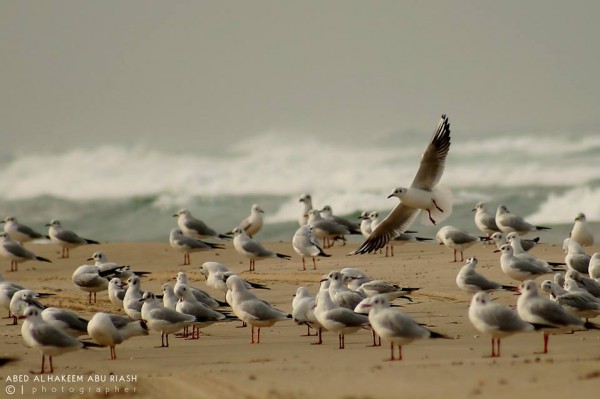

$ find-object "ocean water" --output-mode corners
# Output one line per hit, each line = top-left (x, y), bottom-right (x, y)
(0, 128), (598, 245)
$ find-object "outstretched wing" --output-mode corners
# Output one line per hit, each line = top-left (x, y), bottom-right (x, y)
(351, 203), (420, 254)
(410, 115), (451, 190)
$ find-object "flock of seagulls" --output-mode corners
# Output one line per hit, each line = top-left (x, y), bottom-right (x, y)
(1, 114), (598, 373)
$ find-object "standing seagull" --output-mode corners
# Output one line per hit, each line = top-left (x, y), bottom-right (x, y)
(352, 115), (452, 255)
(230, 204), (264, 238)
(456, 257), (517, 294)
(46, 220), (99, 259)
(495, 206), (550, 235)
(1, 217), (48, 243)
(298, 194), (313, 227)
(435, 226), (485, 262)
(292, 225), (330, 270)
(363, 295), (450, 360)
(232, 227), (291, 272)
(87, 312), (148, 360)
(21, 307), (99, 374)
(0, 233), (51, 272)
(472, 202), (500, 239)
(227, 275), (291, 343)
(468, 292), (536, 357)
(517, 280), (586, 354)
(169, 228), (224, 265)
(173, 209), (230, 240)
(570, 213), (594, 247)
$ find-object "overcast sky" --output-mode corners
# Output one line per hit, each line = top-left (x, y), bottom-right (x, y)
(2, 1), (599, 154)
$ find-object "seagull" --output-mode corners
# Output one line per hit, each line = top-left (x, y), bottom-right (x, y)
(307, 209), (360, 248)
(21, 306), (99, 374)
(570, 213), (594, 247)
(472, 202), (501, 239)
(139, 292), (200, 348)
(490, 232), (539, 252)
(46, 220), (99, 259)
(499, 244), (558, 282)
(87, 251), (151, 279)
(564, 238), (591, 274)
(41, 307), (90, 338)
(553, 280), (600, 321)
(9, 289), (45, 325)
(456, 256), (518, 294)
(169, 228), (224, 265)
(468, 291), (536, 357)
(161, 283), (178, 310)
(357, 280), (419, 301)
(298, 194), (313, 227)
(326, 271), (366, 310)
(517, 280), (587, 354)
(0, 275), (54, 318)
(292, 286), (318, 337)
(0, 233), (51, 271)
(71, 264), (118, 304)
(123, 276), (144, 320)
(320, 205), (360, 231)
(292, 225), (330, 270)
(565, 270), (600, 298)
(107, 278), (126, 309)
(174, 284), (233, 338)
(435, 226), (485, 262)
(495, 206), (550, 235)
(362, 294), (450, 360)
(226, 275), (291, 344)
(314, 283), (369, 349)
(358, 211), (373, 238)
(87, 312), (148, 359)
(173, 209), (230, 240)
(199, 262), (269, 295)
(1, 216), (48, 243)
(232, 227), (291, 272)
(589, 253), (600, 280)
(230, 204), (264, 238)
(352, 115), (452, 254)
(174, 271), (227, 309)
(506, 233), (564, 270)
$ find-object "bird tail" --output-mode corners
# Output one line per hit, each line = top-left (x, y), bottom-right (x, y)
(584, 321), (600, 330)
(35, 256), (52, 263)
(120, 320), (150, 340)
(501, 285), (519, 292)
(218, 234), (232, 240)
(276, 253), (292, 260)
(84, 238), (100, 245)
(420, 185), (453, 226)
(429, 330), (453, 339)
(208, 242), (226, 249)
(415, 237), (434, 242)
(248, 281), (270, 290)
(535, 226), (551, 231)
(82, 341), (104, 349)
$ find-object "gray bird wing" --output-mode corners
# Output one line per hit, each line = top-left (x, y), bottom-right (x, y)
(352, 204), (420, 254)
(410, 115), (451, 190)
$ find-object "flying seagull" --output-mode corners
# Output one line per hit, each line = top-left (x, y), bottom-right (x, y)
(352, 115), (452, 255)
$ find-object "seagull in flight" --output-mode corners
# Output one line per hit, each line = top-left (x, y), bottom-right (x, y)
(352, 115), (452, 255)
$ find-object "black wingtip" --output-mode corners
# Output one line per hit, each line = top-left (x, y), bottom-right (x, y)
(277, 253), (292, 260)
(36, 256), (52, 263)
(429, 330), (453, 339)
(85, 239), (101, 245)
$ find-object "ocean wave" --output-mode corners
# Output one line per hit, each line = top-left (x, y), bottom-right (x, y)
(1, 131), (598, 203)
(526, 185), (600, 224)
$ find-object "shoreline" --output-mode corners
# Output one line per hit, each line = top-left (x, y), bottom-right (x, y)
(1, 240), (599, 399)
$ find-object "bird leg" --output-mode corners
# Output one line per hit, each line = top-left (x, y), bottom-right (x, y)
(251, 326), (255, 344)
(312, 257), (317, 270)
(49, 356), (54, 373)
(432, 199), (444, 213)
(310, 328), (323, 345)
(453, 249), (457, 262)
(257, 327), (261, 344)
(390, 342), (395, 360)
(367, 329), (381, 347)
(301, 257), (306, 271)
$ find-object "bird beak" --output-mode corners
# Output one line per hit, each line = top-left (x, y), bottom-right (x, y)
(172, 214), (178, 217)
(387, 194), (394, 199)
(86, 257), (94, 261)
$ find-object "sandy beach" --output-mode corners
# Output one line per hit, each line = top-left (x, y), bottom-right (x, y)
(1, 239), (600, 399)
